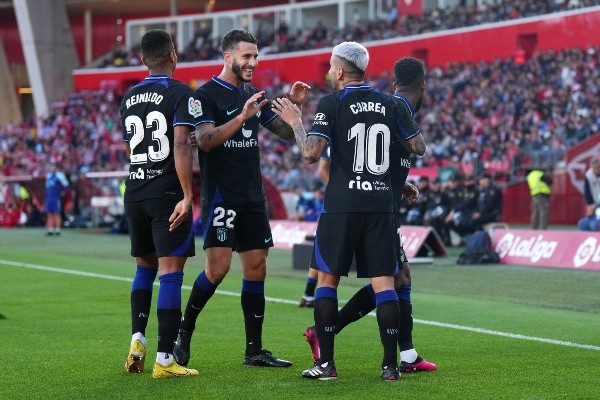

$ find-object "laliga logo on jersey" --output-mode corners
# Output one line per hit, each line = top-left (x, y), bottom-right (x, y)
(129, 168), (145, 180)
(573, 237), (600, 268)
(349, 176), (373, 191)
(495, 232), (558, 262)
(188, 98), (203, 117)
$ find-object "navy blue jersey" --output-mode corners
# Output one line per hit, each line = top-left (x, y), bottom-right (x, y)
(390, 94), (421, 211)
(120, 75), (196, 202)
(194, 76), (277, 205)
(307, 84), (419, 213)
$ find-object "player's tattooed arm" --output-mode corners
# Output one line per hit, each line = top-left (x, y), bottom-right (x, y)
(265, 117), (295, 140)
(270, 97), (326, 163)
(303, 135), (327, 164)
(403, 132), (427, 156)
(270, 97), (303, 141)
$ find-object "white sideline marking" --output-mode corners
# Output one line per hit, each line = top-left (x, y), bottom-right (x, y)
(2, 259), (600, 351)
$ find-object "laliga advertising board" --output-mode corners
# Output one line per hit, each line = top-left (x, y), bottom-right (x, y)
(491, 229), (600, 270)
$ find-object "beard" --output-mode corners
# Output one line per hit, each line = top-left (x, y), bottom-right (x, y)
(414, 95), (424, 112)
(232, 59), (252, 82)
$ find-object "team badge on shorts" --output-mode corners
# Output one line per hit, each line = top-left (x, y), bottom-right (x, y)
(188, 97), (203, 117)
(217, 227), (228, 242)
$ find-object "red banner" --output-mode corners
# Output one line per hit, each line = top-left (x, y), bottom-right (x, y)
(401, 226), (447, 258)
(491, 229), (600, 271)
(397, 0), (422, 16)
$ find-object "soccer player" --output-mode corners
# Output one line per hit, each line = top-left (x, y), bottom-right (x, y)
(299, 152), (330, 308)
(44, 163), (69, 236)
(273, 42), (420, 381)
(174, 29), (309, 368)
(121, 29), (198, 378)
(301, 57), (436, 375)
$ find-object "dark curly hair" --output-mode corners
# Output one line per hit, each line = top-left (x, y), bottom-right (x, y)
(393, 57), (425, 88)
(221, 29), (258, 53)
(140, 29), (174, 69)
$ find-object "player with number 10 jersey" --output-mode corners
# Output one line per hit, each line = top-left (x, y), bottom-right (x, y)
(308, 86), (420, 215)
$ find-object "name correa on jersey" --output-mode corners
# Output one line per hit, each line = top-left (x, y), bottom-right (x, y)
(349, 101), (386, 115)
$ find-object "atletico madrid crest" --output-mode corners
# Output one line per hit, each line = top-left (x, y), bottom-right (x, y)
(217, 228), (228, 242)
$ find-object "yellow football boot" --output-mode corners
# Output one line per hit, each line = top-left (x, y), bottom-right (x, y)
(152, 360), (199, 378)
(125, 339), (146, 373)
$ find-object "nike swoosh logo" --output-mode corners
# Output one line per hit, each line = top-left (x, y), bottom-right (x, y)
(190, 304), (202, 310)
(264, 237), (272, 243)
(254, 314), (264, 318)
(226, 108), (238, 115)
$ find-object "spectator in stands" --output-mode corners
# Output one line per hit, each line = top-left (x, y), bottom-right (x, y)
(526, 166), (554, 230)
(303, 185), (324, 222)
(289, 185), (309, 221)
(583, 156), (600, 215)
(423, 177), (444, 226)
(406, 176), (432, 226)
(429, 174), (460, 245)
(45, 163), (69, 236)
(454, 173), (502, 237)
(445, 175), (478, 244)
(100, 0), (600, 65)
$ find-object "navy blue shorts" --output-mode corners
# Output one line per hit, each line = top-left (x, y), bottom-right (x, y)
(125, 198), (195, 258)
(201, 202), (273, 252)
(312, 213), (399, 278)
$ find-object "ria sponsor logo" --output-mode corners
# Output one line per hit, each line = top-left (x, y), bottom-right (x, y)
(349, 176), (373, 191)
(348, 176), (390, 191)
(129, 168), (145, 180)
(494, 233), (558, 262)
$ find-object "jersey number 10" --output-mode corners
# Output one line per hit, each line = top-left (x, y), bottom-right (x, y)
(348, 123), (390, 175)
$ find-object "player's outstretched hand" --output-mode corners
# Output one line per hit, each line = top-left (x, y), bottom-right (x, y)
(240, 91), (269, 121)
(271, 97), (302, 126)
(286, 81), (311, 105)
(169, 199), (192, 232)
(403, 182), (419, 205)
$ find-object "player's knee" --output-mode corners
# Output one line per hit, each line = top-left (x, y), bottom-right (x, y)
(205, 263), (231, 282)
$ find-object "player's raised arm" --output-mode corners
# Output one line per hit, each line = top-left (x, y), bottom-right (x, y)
(264, 81), (311, 141)
(271, 97), (327, 163)
(193, 91), (267, 152)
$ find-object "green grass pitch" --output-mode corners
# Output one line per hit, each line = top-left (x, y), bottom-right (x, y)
(0, 228), (599, 400)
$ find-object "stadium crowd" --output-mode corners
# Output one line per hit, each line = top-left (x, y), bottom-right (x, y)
(100, 0), (600, 67)
(1, 46), (599, 235)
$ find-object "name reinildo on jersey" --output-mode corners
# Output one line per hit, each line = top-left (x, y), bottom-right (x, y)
(124, 92), (164, 109)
